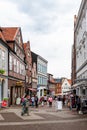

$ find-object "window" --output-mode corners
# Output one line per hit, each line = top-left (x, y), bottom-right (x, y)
(28, 52), (30, 57)
(20, 64), (25, 75)
(38, 63), (40, 72)
(15, 45), (17, 52)
(9, 55), (12, 70)
(18, 36), (21, 44)
(0, 48), (1, 58)
(26, 75), (28, 82)
(82, 89), (85, 95)
(38, 76), (40, 84)
(38, 76), (41, 84)
(21, 65), (24, 74)
(29, 64), (31, 71)
(43, 77), (47, 85)
(17, 61), (19, 73)
(0, 49), (1, 68)
(0, 49), (5, 69)
(14, 58), (17, 72)
(84, 51), (86, 60)
(17, 34), (21, 45)
(20, 64), (21, 74)
(40, 77), (41, 84)
(2, 50), (5, 69)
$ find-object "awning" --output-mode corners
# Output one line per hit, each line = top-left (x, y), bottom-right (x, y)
(37, 86), (47, 90)
(72, 81), (87, 88)
(55, 93), (62, 96)
(28, 88), (36, 92)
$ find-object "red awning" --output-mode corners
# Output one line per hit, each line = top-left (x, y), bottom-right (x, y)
(28, 88), (36, 92)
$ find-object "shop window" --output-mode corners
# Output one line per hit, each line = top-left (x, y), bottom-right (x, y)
(82, 88), (85, 95)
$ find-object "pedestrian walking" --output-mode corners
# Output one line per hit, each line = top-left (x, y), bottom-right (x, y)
(62, 95), (65, 106)
(48, 96), (53, 107)
(76, 96), (81, 113)
(31, 95), (35, 107)
(21, 95), (29, 116)
(55, 97), (58, 111)
(44, 95), (47, 105)
(35, 95), (38, 108)
(57, 96), (62, 111)
(16, 96), (21, 105)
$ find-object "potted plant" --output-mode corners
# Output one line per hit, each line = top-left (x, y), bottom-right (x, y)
(0, 69), (5, 74)
(3, 98), (8, 101)
(1, 98), (8, 107)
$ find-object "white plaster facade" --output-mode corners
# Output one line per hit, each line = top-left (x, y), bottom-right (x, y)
(74, 0), (87, 97)
(0, 40), (8, 106)
(61, 79), (71, 95)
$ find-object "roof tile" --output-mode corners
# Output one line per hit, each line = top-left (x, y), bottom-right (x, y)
(1, 27), (18, 41)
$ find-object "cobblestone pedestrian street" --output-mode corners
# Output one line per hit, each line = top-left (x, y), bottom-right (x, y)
(0, 103), (87, 130)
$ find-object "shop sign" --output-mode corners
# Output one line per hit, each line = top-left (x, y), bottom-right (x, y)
(16, 81), (23, 86)
(44, 89), (47, 95)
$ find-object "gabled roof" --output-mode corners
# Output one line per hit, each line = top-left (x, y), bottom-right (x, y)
(54, 78), (61, 83)
(0, 31), (6, 42)
(48, 79), (56, 84)
(0, 27), (19, 41)
(23, 41), (30, 50)
(68, 79), (71, 85)
(62, 78), (71, 85)
(23, 43), (27, 50)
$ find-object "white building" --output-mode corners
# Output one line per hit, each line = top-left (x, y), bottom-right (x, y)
(0, 39), (8, 106)
(61, 78), (71, 95)
(74, 0), (87, 97)
(31, 52), (48, 99)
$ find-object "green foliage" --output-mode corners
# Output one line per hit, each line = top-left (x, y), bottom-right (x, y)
(0, 69), (5, 74)
(3, 98), (8, 101)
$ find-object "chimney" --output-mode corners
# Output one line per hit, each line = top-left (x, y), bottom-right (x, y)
(74, 15), (77, 27)
(0, 27), (2, 32)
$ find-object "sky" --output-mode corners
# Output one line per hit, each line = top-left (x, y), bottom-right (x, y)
(0, 0), (82, 78)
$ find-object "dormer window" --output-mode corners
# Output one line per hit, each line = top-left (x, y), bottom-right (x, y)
(28, 52), (30, 57)
(26, 64), (28, 69)
(18, 36), (21, 44)
(16, 34), (21, 45)
(15, 45), (17, 52)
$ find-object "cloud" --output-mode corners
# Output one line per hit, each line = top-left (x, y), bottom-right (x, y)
(0, 0), (82, 78)
(2, 0), (81, 35)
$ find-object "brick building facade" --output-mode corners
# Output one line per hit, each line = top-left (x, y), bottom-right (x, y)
(23, 41), (32, 96)
(0, 27), (26, 105)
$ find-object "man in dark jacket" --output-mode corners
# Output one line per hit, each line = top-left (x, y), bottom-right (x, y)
(35, 95), (38, 108)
